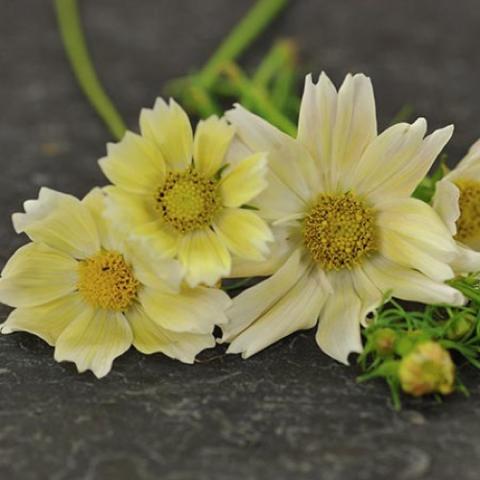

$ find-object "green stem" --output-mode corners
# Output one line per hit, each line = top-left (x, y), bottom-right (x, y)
(197, 0), (289, 89)
(224, 63), (297, 136)
(54, 0), (127, 140)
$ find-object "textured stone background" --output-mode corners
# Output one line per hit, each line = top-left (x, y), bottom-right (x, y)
(1, 1), (480, 479)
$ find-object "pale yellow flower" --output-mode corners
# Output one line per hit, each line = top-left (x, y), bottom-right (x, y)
(221, 72), (479, 364)
(433, 139), (480, 266)
(0, 188), (230, 378)
(99, 99), (273, 288)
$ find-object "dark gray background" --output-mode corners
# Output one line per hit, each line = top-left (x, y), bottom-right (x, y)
(1, 1), (480, 479)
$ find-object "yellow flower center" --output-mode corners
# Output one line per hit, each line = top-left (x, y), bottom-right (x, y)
(77, 251), (139, 311)
(155, 170), (221, 233)
(303, 192), (377, 270)
(454, 179), (480, 243)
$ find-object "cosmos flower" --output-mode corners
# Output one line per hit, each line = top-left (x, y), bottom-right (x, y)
(0, 188), (230, 378)
(433, 139), (480, 261)
(220, 72), (479, 364)
(99, 99), (273, 288)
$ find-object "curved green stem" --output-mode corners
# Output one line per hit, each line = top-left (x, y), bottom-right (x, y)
(54, 0), (127, 140)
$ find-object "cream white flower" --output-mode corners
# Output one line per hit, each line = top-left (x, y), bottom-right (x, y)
(99, 98), (273, 288)
(433, 139), (480, 269)
(0, 188), (230, 378)
(221, 72), (479, 364)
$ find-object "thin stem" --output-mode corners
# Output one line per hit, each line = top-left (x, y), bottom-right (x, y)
(223, 63), (297, 136)
(197, 0), (289, 89)
(54, 0), (127, 140)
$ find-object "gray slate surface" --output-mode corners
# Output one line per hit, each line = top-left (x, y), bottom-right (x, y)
(1, 1), (480, 479)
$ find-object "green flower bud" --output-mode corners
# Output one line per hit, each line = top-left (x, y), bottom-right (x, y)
(399, 341), (455, 397)
(446, 314), (476, 340)
(372, 328), (397, 356)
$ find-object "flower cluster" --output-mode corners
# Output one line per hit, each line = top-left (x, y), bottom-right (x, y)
(2, 72), (480, 406)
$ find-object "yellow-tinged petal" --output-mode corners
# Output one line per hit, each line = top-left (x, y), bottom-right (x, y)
(1, 292), (87, 346)
(12, 188), (100, 259)
(315, 272), (363, 365)
(54, 308), (132, 379)
(220, 152), (268, 208)
(214, 208), (273, 261)
(193, 116), (235, 177)
(127, 303), (215, 363)
(178, 228), (231, 287)
(139, 98), (193, 171)
(330, 73), (377, 191)
(432, 179), (460, 236)
(99, 131), (166, 194)
(377, 197), (457, 281)
(221, 249), (307, 342)
(0, 243), (78, 308)
(227, 267), (326, 359)
(363, 255), (465, 306)
(138, 285), (230, 334)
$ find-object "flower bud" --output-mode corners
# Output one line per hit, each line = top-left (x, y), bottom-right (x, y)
(372, 328), (397, 356)
(399, 341), (455, 397)
(446, 314), (475, 340)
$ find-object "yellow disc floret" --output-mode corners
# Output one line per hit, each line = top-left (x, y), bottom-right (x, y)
(77, 251), (139, 311)
(156, 169), (221, 233)
(303, 192), (377, 270)
(454, 179), (480, 243)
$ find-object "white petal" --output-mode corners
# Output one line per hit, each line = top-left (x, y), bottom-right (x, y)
(377, 197), (457, 281)
(297, 72), (337, 191)
(450, 242), (480, 274)
(315, 272), (364, 364)
(0, 243), (78, 308)
(12, 188), (100, 259)
(127, 303), (215, 363)
(432, 179), (460, 236)
(227, 266), (326, 358)
(139, 98), (193, 171)
(363, 255), (465, 306)
(330, 73), (377, 191)
(221, 249), (306, 342)
(54, 309), (133, 379)
(226, 105), (315, 208)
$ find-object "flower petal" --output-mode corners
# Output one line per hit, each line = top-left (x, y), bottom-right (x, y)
(139, 98), (193, 171)
(363, 255), (465, 306)
(12, 188), (100, 259)
(1, 293), (87, 346)
(228, 226), (299, 278)
(0, 243), (78, 308)
(178, 228), (231, 287)
(449, 243), (480, 274)
(54, 309), (133, 378)
(220, 152), (268, 208)
(377, 198), (457, 281)
(358, 122), (453, 201)
(227, 266), (326, 358)
(193, 116), (235, 177)
(139, 285), (230, 334)
(226, 105), (315, 208)
(297, 72), (337, 190)
(221, 249), (306, 342)
(330, 73), (377, 191)
(315, 272), (363, 364)
(99, 131), (166, 194)
(214, 208), (273, 261)
(127, 303), (215, 363)
(432, 179), (460, 236)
